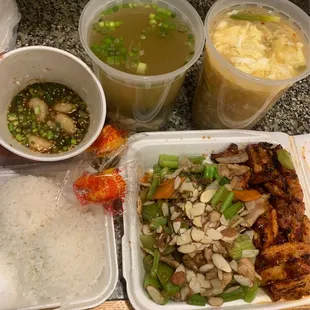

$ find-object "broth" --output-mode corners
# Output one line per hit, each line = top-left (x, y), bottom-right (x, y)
(87, 2), (196, 131)
(7, 83), (90, 153)
(89, 2), (195, 75)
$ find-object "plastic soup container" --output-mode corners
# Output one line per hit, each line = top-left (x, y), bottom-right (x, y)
(79, 0), (204, 132)
(193, 0), (310, 130)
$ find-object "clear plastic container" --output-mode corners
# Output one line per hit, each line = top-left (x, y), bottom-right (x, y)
(0, 159), (118, 310)
(79, 0), (204, 132)
(192, 0), (310, 130)
(121, 130), (310, 310)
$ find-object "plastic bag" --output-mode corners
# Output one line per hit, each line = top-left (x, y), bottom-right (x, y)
(0, 0), (21, 54)
(72, 124), (142, 215)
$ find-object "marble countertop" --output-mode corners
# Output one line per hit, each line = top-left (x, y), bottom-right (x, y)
(15, 0), (310, 300)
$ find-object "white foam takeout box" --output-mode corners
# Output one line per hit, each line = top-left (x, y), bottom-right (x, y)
(0, 160), (118, 310)
(121, 130), (310, 310)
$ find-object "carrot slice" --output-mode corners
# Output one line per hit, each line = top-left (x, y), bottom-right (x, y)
(153, 178), (175, 200)
(233, 189), (262, 202)
(140, 174), (151, 183)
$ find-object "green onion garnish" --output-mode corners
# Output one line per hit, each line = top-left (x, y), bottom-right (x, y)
(230, 12), (281, 23)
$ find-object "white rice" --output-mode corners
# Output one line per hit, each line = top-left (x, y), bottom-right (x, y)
(0, 175), (104, 305)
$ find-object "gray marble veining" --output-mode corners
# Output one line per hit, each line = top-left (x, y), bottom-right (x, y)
(14, 0), (310, 300)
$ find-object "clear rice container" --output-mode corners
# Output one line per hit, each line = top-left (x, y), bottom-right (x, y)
(121, 130), (310, 310)
(0, 158), (118, 310)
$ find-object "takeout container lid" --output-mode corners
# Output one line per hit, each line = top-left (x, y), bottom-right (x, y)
(0, 160), (118, 310)
(121, 130), (310, 310)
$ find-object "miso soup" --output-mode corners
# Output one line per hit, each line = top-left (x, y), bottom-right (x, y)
(7, 83), (90, 153)
(88, 2), (196, 131)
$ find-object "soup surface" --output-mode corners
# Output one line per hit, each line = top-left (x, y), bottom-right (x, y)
(7, 83), (90, 154)
(89, 2), (195, 75)
(210, 7), (308, 80)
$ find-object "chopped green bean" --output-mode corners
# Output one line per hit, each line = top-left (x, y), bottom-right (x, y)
(143, 255), (154, 272)
(157, 262), (174, 285)
(186, 294), (206, 306)
(142, 203), (159, 221)
(211, 186), (227, 206)
(144, 272), (160, 289)
(224, 201), (244, 219)
(218, 286), (245, 302)
(220, 191), (235, 213)
(243, 279), (260, 303)
(277, 149), (295, 170)
(163, 281), (180, 296)
(150, 249), (160, 278)
(189, 156), (205, 165)
(150, 217), (167, 230)
(140, 235), (156, 250)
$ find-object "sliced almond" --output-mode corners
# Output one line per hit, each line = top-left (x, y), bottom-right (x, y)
(189, 277), (201, 294)
(193, 189), (199, 198)
(217, 269), (223, 281)
(143, 201), (154, 206)
(232, 217), (244, 228)
(170, 206), (175, 214)
(173, 221), (181, 234)
(242, 249), (259, 258)
(191, 227), (205, 242)
(174, 176), (182, 190)
(193, 216), (203, 227)
(185, 201), (193, 219)
(220, 214), (229, 226)
(201, 236), (213, 244)
(234, 275), (253, 287)
(212, 254), (232, 273)
(169, 235), (177, 246)
(167, 168), (183, 179)
(204, 248), (213, 262)
(178, 244), (197, 254)
(191, 203), (206, 217)
(206, 229), (223, 241)
(171, 211), (181, 221)
(224, 286), (241, 293)
(180, 286), (191, 301)
(188, 252), (196, 258)
(179, 228), (187, 235)
(192, 242), (202, 249)
(175, 264), (186, 273)
(199, 264), (215, 273)
(197, 273), (205, 282)
(208, 297), (224, 307)
(162, 202), (169, 217)
(206, 205), (213, 212)
(209, 211), (221, 223)
(142, 224), (152, 235)
(177, 230), (192, 246)
(156, 226), (163, 233)
(186, 270), (196, 283)
(230, 260), (238, 272)
(200, 189), (217, 203)
(180, 181), (195, 192)
(222, 272), (233, 289)
(146, 286), (166, 305)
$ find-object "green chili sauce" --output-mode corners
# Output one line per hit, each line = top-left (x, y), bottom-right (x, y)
(7, 83), (90, 154)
